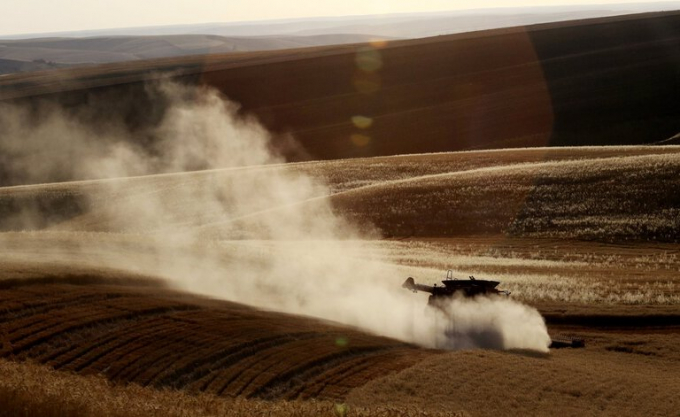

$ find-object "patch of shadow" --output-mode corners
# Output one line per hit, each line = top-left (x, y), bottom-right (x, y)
(0, 192), (87, 231)
(0, 273), (167, 289)
(442, 327), (504, 350)
(655, 132), (680, 145)
(503, 349), (551, 359)
(605, 345), (659, 357)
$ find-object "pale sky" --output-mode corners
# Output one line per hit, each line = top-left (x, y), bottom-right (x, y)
(0, 0), (672, 36)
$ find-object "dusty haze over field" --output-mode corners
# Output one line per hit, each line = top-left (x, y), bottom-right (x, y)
(0, 80), (551, 351)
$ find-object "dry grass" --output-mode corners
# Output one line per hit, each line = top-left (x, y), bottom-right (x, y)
(356, 238), (680, 306)
(3, 146), (680, 238)
(3, 230), (676, 309)
(347, 336), (680, 417)
(325, 150), (680, 242)
(0, 359), (462, 417)
(1, 147), (679, 314)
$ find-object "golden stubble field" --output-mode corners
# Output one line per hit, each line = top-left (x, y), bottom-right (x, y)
(1, 146), (679, 416)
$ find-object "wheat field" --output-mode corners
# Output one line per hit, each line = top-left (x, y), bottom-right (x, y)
(1, 146), (679, 415)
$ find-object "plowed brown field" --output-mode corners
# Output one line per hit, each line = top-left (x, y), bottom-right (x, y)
(0, 277), (431, 402)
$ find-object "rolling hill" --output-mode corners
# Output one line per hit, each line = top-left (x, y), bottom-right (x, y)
(8, 5), (659, 76)
(1, 146), (679, 415)
(1, 10), (679, 180)
(0, 276), (429, 401)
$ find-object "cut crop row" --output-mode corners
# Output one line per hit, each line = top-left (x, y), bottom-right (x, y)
(97, 315), (255, 382)
(0, 288), (118, 321)
(80, 314), (277, 382)
(49, 316), (175, 372)
(206, 333), (388, 398)
(234, 337), (361, 398)
(6, 305), (111, 345)
(311, 350), (422, 400)
(4, 295), (176, 345)
(249, 345), (397, 400)
(97, 296), (189, 312)
(0, 282), (430, 400)
(83, 322), (194, 378)
(146, 325), (297, 389)
(296, 353), (382, 400)
(6, 305), (184, 358)
(178, 333), (318, 393)
(196, 333), (322, 396)
(33, 307), (200, 364)
(119, 323), (251, 385)
(130, 319), (303, 387)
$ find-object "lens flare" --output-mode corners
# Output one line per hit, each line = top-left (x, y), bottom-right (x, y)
(351, 115), (373, 129)
(355, 46), (383, 73)
(353, 73), (381, 94)
(350, 133), (371, 147)
(369, 39), (389, 49)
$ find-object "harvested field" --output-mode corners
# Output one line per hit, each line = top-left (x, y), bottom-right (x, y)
(1, 145), (678, 416)
(0, 278), (430, 401)
(2, 147), (679, 314)
(4, 145), (680, 240)
(348, 339), (680, 417)
(1, 11), (679, 416)
(0, 358), (460, 417)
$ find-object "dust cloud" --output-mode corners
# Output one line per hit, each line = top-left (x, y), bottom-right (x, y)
(0, 79), (551, 352)
(0, 81), (280, 184)
(432, 295), (552, 350)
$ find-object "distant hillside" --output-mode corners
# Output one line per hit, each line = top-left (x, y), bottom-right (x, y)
(3, 4), (678, 76)
(0, 34), (388, 74)
(0, 57), (72, 74)
(1, 11), (679, 172)
(285, 10), (624, 38)
(3, 3), (678, 39)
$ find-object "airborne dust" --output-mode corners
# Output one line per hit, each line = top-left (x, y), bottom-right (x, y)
(0, 80), (551, 352)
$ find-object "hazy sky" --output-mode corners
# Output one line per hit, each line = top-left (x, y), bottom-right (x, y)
(0, 1), (672, 36)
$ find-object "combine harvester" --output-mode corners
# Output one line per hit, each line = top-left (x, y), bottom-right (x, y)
(402, 270), (510, 308)
(403, 270), (584, 349)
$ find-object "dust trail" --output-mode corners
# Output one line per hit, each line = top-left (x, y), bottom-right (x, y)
(431, 295), (551, 350)
(0, 79), (550, 352)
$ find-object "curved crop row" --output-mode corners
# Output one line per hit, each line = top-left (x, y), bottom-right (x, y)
(0, 282), (427, 401)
